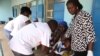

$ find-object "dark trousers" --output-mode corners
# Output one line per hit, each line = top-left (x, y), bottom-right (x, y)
(73, 51), (87, 56)
(12, 51), (34, 56)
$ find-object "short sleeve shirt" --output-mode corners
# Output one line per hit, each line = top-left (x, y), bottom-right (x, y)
(10, 22), (51, 55)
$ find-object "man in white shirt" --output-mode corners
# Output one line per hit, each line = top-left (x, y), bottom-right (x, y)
(11, 6), (31, 37)
(4, 19), (13, 40)
(10, 20), (58, 56)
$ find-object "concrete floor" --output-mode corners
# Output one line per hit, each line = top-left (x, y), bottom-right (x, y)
(0, 24), (14, 56)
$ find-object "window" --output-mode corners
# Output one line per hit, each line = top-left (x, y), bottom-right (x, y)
(53, 1), (65, 22)
(31, 0), (44, 22)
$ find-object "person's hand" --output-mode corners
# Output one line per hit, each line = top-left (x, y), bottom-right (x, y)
(87, 50), (93, 56)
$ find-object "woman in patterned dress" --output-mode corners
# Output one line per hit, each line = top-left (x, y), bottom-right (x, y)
(66, 0), (95, 56)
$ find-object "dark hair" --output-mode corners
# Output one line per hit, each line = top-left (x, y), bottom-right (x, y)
(47, 19), (58, 26)
(64, 38), (71, 42)
(47, 19), (58, 32)
(59, 21), (68, 32)
(20, 6), (31, 15)
(63, 38), (71, 50)
(66, 0), (83, 10)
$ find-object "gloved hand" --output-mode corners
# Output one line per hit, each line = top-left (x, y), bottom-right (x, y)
(87, 50), (93, 56)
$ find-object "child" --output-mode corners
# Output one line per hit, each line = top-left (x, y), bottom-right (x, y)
(49, 21), (69, 56)
(62, 38), (72, 56)
(49, 37), (72, 56)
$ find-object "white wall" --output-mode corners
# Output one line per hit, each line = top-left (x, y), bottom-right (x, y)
(11, 0), (44, 6)
(0, 0), (12, 22)
(11, 0), (32, 6)
(64, 0), (93, 25)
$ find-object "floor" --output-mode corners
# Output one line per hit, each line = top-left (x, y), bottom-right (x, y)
(0, 24), (14, 56)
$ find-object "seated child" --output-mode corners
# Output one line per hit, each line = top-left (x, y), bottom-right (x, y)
(54, 37), (67, 56)
(62, 38), (72, 56)
(49, 37), (72, 56)
(50, 21), (68, 47)
(49, 21), (71, 56)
